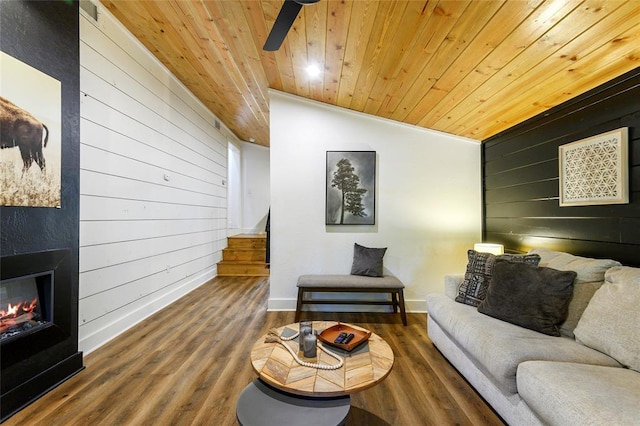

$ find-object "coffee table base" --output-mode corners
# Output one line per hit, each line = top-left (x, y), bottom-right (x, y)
(236, 379), (350, 426)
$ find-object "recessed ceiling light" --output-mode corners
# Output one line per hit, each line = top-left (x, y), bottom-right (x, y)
(306, 64), (321, 79)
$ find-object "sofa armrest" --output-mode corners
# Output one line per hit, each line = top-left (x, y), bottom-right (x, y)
(444, 274), (464, 299)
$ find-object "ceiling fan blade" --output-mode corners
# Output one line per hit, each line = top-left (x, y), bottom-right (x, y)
(263, 0), (303, 51)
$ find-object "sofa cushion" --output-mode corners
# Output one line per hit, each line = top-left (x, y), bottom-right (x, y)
(518, 361), (640, 426)
(297, 274), (404, 289)
(350, 243), (387, 277)
(478, 260), (576, 336)
(426, 293), (621, 395)
(455, 250), (540, 307)
(574, 266), (640, 372)
(529, 248), (621, 337)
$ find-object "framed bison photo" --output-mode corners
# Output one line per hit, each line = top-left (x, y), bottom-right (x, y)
(0, 51), (61, 208)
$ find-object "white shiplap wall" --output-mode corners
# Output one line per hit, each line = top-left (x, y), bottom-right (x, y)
(79, 7), (233, 354)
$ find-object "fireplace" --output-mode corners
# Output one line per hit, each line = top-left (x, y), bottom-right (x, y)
(1, 271), (53, 343)
(0, 250), (83, 422)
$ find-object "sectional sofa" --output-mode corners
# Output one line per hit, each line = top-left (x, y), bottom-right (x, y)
(425, 248), (640, 425)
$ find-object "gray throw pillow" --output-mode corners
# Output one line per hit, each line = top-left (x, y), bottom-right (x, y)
(455, 250), (541, 307)
(477, 259), (577, 336)
(350, 243), (387, 277)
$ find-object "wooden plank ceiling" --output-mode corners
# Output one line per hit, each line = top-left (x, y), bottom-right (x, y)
(100, 0), (640, 147)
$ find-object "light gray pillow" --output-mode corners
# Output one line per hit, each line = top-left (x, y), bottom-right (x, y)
(350, 243), (386, 277)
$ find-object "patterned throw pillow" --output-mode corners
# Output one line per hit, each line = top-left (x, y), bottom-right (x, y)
(454, 250), (541, 307)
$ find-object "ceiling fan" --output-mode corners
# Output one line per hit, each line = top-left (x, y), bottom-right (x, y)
(263, 0), (320, 51)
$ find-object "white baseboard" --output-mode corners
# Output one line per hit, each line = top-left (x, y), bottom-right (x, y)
(267, 298), (296, 311)
(79, 269), (216, 355)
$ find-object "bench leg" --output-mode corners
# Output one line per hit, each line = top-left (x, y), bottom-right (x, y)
(397, 289), (407, 326)
(295, 288), (304, 322)
(391, 292), (398, 313)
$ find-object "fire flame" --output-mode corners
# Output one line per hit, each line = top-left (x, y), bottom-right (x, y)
(0, 298), (38, 320)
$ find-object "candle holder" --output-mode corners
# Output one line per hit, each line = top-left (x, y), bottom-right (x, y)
(299, 320), (312, 348)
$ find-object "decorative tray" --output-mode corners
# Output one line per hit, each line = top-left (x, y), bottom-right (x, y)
(318, 323), (371, 352)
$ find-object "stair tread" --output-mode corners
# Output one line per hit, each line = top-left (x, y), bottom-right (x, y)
(227, 242), (266, 248)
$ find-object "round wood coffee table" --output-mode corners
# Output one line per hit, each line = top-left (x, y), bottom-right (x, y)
(237, 321), (394, 425)
(250, 321), (394, 396)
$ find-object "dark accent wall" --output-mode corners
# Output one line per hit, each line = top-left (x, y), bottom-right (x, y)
(0, 0), (82, 420)
(482, 67), (640, 267)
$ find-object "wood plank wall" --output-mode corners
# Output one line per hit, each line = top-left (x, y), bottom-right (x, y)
(78, 8), (232, 353)
(483, 67), (640, 267)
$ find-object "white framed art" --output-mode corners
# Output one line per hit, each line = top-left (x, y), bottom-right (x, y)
(559, 127), (629, 207)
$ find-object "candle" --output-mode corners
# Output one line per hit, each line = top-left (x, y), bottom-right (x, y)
(303, 332), (317, 358)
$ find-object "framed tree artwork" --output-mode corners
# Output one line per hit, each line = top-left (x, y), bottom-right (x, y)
(326, 151), (376, 225)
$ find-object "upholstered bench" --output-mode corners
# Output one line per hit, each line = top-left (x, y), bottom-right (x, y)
(295, 274), (407, 325)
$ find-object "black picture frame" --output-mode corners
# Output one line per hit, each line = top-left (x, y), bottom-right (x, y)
(326, 151), (376, 225)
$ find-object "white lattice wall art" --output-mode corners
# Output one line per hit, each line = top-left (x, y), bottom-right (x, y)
(559, 127), (629, 206)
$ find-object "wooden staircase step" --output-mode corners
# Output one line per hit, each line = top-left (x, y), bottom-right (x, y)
(217, 261), (270, 277)
(227, 236), (266, 249)
(223, 248), (266, 262)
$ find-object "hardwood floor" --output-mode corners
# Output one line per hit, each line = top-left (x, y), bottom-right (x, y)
(4, 277), (504, 425)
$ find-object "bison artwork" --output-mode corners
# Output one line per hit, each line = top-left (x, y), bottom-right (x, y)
(0, 96), (49, 175)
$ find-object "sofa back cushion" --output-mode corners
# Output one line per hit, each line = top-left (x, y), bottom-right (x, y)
(574, 266), (640, 372)
(528, 248), (621, 337)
